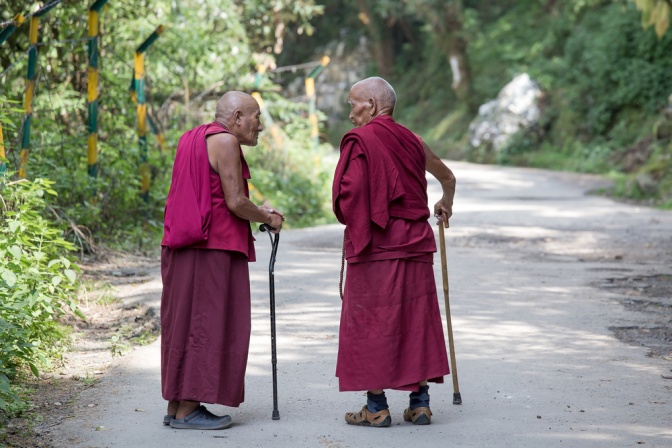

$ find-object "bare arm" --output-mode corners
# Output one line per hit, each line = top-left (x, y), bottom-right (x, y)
(208, 133), (283, 232)
(423, 141), (456, 224)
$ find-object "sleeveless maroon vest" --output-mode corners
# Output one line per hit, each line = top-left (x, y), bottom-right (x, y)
(162, 122), (256, 261)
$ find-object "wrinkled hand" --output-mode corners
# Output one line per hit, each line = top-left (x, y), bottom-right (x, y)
(261, 205), (285, 234)
(260, 205), (285, 221)
(268, 213), (283, 234)
(434, 198), (453, 226)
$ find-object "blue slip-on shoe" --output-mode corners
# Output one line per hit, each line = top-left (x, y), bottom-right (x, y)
(163, 414), (175, 426)
(169, 405), (232, 430)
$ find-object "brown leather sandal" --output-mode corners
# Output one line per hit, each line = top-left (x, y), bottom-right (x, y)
(345, 406), (392, 427)
(403, 406), (432, 425)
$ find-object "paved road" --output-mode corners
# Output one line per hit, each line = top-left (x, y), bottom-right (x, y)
(52, 161), (672, 448)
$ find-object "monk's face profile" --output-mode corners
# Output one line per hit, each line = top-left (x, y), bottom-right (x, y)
(348, 85), (374, 128)
(234, 100), (263, 146)
(216, 92), (264, 146)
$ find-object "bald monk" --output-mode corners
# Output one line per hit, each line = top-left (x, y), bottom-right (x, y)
(333, 77), (456, 427)
(160, 91), (284, 430)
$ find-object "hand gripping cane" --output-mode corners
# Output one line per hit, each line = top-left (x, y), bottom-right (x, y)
(259, 224), (281, 419)
(438, 220), (462, 405)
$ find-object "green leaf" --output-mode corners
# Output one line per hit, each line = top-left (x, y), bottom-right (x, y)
(48, 259), (60, 268)
(8, 221), (20, 233)
(8, 246), (21, 261)
(29, 363), (39, 378)
(64, 269), (77, 283)
(1, 271), (17, 287)
(52, 276), (62, 287)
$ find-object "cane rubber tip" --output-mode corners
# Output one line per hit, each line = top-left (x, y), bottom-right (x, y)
(272, 410), (280, 420)
(453, 392), (462, 405)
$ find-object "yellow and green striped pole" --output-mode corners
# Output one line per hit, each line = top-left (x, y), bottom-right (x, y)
(19, 1), (62, 179)
(148, 116), (166, 152)
(0, 122), (6, 176)
(134, 25), (163, 203)
(304, 56), (330, 150)
(19, 15), (39, 179)
(87, 0), (108, 178)
(0, 13), (25, 45)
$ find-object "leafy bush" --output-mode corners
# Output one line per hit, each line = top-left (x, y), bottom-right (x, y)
(244, 94), (337, 228)
(0, 177), (82, 413)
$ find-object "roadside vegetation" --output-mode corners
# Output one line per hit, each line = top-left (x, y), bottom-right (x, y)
(281, 0), (672, 208)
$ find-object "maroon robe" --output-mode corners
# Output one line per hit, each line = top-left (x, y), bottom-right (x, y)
(333, 115), (449, 392)
(161, 122), (255, 407)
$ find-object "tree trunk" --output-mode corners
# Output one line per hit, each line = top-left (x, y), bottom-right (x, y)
(422, 1), (473, 107)
(442, 1), (472, 104)
(441, 32), (471, 103)
(356, 0), (395, 78)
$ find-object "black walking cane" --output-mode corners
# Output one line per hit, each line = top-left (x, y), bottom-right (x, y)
(259, 224), (281, 420)
(438, 219), (462, 405)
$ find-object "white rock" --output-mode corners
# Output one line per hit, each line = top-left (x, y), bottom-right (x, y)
(468, 73), (544, 153)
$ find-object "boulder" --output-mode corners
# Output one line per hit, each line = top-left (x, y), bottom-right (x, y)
(468, 73), (544, 153)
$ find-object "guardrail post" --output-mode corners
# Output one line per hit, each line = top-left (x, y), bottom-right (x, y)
(0, 14), (25, 45)
(87, 0), (108, 179)
(18, 1), (63, 179)
(304, 56), (330, 150)
(133, 25), (163, 203)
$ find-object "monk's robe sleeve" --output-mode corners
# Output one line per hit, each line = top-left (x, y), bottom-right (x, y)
(337, 153), (372, 256)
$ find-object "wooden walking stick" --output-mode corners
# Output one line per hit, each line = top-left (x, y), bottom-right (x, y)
(438, 220), (462, 405)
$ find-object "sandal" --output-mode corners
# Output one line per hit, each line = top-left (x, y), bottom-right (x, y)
(403, 406), (432, 425)
(345, 406), (391, 427)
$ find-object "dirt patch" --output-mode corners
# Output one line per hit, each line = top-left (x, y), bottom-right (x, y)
(599, 274), (672, 358)
(0, 253), (161, 448)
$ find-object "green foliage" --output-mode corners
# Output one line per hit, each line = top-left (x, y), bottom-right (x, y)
(0, 177), (81, 413)
(0, 1), (326, 251)
(245, 94), (336, 228)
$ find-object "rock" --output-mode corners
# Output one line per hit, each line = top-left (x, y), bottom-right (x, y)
(468, 73), (544, 154)
(635, 173), (657, 194)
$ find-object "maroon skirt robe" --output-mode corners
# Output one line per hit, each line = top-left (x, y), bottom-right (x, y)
(161, 248), (250, 406)
(337, 256), (448, 391)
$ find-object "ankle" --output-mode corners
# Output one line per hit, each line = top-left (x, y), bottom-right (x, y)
(366, 391), (389, 413)
(176, 401), (200, 419)
(167, 400), (179, 416)
(409, 385), (430, 410)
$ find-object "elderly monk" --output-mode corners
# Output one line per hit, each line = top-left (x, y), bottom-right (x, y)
(333, 77), (456, 427)
(160, 91), (284, 430)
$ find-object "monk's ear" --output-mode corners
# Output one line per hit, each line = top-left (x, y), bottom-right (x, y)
(234, 110), (242, 124)
(368, 98), (377, 117)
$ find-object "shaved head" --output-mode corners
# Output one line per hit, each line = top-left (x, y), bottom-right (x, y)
(215, 91), (258, 123)
(351, 77), (397, 113)
(347, 77), (397, 127)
